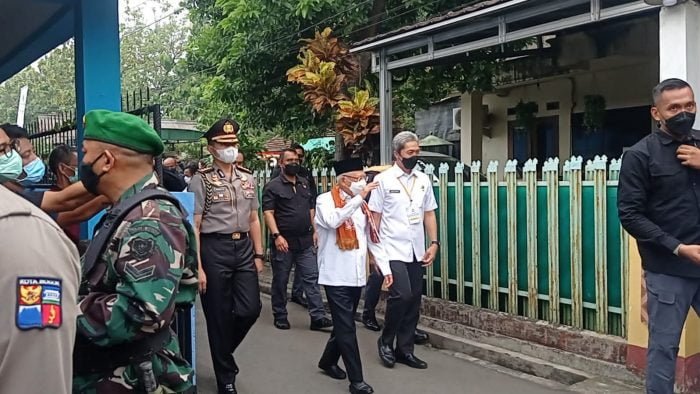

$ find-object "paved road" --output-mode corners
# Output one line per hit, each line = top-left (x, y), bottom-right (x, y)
(193, 295), (568, 394)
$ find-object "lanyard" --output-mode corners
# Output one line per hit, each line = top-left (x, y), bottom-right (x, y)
(397, 174), (416, 203)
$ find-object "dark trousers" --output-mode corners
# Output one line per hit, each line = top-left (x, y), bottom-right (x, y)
(362, 269), (383, 316)
(645, 271), (700, 394)
(319, 286), (364, 383)
(381, 260), (423, 355)
(200, 236), (262, 391)
(292, 267), (304, 298)
(271, 245), (325, 320)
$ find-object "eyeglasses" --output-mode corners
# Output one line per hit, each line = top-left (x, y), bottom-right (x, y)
(0, 140), (18, 158)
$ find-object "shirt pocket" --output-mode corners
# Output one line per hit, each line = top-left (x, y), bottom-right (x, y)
(211, 186), (232, 203)
(649, 162), (686, 192)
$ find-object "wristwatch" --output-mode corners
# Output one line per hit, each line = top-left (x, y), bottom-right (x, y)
(254, 253), (265, 260)
(431, 240), (440, 247)
(272, 233), (280, 239)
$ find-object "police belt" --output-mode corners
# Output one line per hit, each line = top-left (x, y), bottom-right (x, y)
(201, 232), (249, 240)
(73, 328), (172, 375)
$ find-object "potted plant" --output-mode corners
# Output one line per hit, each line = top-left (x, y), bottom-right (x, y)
(583, 94), (606, 132)
(514, 100), (538, 133)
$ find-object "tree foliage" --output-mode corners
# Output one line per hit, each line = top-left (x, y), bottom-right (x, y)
(0, 0), (195, 124)
(184, 0), (511, 161)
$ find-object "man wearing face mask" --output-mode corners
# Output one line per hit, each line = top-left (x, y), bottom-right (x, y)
(263, 148), (332, 331)
(369, 131), (438, 370)
(0, 126), (96, 216)
(162, 156), (187, 192)
(46, 145), (111, 249)
(618, 78), (700, 393)
(188, 118), (264, 394)
(271, 143), (318, 309)
(1, 124), (47, 186)
(314, 158), (393, 394)
(72, 109), (198, 393)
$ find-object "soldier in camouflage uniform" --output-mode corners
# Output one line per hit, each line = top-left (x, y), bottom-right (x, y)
(72, 110), (198, 393)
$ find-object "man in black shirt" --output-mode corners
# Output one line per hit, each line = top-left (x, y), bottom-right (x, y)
(271, 143), (317, 308)
(618, 78), (700, 393)
(263, 148), (332, 331)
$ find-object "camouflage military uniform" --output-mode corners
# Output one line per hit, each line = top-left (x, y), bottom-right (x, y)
(73, 173), (198, 393)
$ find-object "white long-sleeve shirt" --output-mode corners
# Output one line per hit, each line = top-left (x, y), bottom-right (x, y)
(315, 190), (391, 287)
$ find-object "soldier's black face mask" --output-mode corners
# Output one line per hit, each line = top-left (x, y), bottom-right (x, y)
(663, 111), (696, 139)
(80, 152), (107, 195)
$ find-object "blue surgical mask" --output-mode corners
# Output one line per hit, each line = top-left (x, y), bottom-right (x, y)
(0, 149), (23, 182)
(20, 157), (46, 186)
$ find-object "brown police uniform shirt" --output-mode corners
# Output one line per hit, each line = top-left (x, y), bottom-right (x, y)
(0, 185), (80, 394)
(188, 163), (259, 233)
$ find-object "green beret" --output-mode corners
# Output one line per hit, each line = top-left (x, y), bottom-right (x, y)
(83, 109), (164, 156)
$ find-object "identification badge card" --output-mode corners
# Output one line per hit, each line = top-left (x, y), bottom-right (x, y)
(408, 207), (421, 224)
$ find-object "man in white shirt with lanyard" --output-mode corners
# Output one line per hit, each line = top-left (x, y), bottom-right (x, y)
(315, 158), (393, 394)
(369, 131), (439, 370)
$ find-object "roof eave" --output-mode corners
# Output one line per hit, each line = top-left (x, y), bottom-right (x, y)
(349, 0), (529, 53)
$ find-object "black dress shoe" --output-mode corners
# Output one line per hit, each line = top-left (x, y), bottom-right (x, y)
(377, 337), (395, 368)
(396, 353), (428, 369)
(219, 382), (238, 394)
(349, 381), (374, 394)
(361, 314), (381, 332)
(274, 318), (291, 330)
(414, 328), (429, 345)
(290, 294), (309, 308)
(318, 363), (347, 380)
(310, 317), (333, 331)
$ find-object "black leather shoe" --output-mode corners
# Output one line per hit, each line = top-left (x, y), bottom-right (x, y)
(274, 318), (291, 330)
(414, 328), (429, 345)
(291, 294), (309, 308)
(362, 313), (381, 332)
(377, 337), (395, 368)
(219, 382), (238, 394)
(310, 317), (333, 331)
(396, 353), (428, 369)
(318, 363), (347, 380)
(349, 381), (374, 394)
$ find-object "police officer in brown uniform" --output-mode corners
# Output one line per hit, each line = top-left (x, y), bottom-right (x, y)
(0, 185), (80, 394)
(188, 119), (265, 394)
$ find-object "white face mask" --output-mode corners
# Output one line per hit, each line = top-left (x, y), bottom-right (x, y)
(216, 147), (238, 164)
(184, 176), (192, 184)
(349, 179), (366, 195)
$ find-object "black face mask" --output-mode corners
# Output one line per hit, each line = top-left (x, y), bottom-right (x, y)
(283, 164), (300, 176)
(79, 152), (106, 195)
(400, 156), (419, 170)
(663, 111), (696, 139)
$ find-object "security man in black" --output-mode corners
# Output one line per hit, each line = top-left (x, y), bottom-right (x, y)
(263, 148), (332, 331)
(189, 118), (265, 394)
(618, 78), (700, 393)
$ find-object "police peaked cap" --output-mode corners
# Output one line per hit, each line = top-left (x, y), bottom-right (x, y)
(204, 118), (240, 144)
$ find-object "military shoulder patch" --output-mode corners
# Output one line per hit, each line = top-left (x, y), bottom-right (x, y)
(16, 277), (62, 330)
(198, 167), (214, 174)
(237, 166), (252, 174)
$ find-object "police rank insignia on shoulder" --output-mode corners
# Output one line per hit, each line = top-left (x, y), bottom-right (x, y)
(16, 277), (62, 330)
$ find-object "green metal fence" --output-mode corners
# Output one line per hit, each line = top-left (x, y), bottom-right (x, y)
(254, 155), (628, 337)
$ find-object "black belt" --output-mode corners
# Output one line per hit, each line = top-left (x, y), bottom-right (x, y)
(201, 232), (249, 240)
(73, 328), (172, 374)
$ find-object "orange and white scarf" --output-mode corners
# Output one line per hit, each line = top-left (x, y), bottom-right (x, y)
(331, 185), (380, 250)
